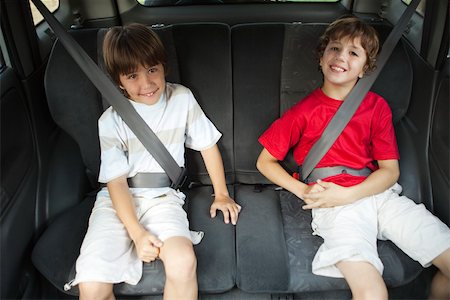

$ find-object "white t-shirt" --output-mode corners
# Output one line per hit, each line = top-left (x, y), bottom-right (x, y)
(97, 82), (221, 199)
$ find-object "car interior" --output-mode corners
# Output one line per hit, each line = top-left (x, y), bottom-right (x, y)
(0, 0), (449, 299)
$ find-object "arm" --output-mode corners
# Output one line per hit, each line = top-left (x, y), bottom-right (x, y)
(200, 144), (241, 225)
(256, 148), (324, 199)
(302, 159), (400, 209)
(107, 175), (162, 262)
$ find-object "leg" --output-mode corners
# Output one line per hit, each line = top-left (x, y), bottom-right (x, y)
(159, 236), (197, 300)
(79, 282), (115, 300)
(430, 248), (450, 300)
(336, 261), (388, 300)
(375, 188), (450, 299)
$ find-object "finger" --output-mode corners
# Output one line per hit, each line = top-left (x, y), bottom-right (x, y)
(302, 200), (322, 210)
(302, 203), (315, 210)
(222, 209), (230, 224)
(148, 235), (163, 248)
(303, 192), (320, 199)
(210, 206), (217, 218)
(229, 208), (238, 225)
(317, 179), (330, 188)
(302, 198), (314, 205)
(141, 254), (151, 263)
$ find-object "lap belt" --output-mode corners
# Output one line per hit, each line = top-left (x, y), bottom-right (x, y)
(127, 173), (172, 188)
(301, 166), (372, 184)
(99, 173), (172, 188)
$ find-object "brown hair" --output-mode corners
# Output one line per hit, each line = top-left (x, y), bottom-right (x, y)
(103, 23), (166, 85)
(317, 16), (379, 73)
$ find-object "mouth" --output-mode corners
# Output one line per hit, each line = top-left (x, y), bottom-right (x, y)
(140, 88), (159, 97)
(330, 65), (346, 72)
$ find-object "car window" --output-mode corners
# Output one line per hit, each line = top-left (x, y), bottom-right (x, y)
(0, 28), (9, 72)
(402, 0), (426, 16)
(29, 0), (59, 25)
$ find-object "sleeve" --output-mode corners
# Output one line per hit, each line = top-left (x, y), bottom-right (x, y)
(184, 91), (222, 151)
(258, 107), (302, 161)
(370, 99), (400, 161)
(97, 111), (130, 183)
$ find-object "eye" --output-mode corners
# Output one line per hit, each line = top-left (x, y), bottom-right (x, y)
(350, 51), (359, 57)
(330, 46), (339, 51)
(127, 73), (137, 80)
(149, 67), (159, 73)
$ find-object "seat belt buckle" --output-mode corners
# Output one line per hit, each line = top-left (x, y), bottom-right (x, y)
(170, 167), (188, 190)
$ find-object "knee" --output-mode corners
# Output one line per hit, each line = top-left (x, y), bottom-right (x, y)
(164, 248), (197, 282)
(434, 248), (450, 277)
(353, 285), (388, 300)
(79, 282), (113, 300)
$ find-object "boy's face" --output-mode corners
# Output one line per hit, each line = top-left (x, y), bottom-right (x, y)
(119, 63), (166, 105)
(319, 36), (367, 95)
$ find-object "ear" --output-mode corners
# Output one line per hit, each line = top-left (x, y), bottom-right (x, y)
(359, 64), (368, 78)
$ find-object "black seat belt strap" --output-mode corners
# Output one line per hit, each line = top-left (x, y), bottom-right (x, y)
(301, 0), (421, 181)
(31, 0), (187, 189)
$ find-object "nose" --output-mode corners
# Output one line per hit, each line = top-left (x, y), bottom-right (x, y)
(142, 73), (154, 86)
(335, 49), (345, 61)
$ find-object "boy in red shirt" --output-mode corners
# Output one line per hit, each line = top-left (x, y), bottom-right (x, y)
(257, 16), (450, 299)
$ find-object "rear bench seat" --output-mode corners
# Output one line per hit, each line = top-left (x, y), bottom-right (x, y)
(32, 21), (425, 296)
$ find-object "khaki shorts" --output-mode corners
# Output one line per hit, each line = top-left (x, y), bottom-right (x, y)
(311, 183), (450, 278)
(70, 190), (203, 287)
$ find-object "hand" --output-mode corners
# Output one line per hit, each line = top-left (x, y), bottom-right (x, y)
(302, 181), (326, 196)
(133, 230), (163, 263)
(210, 195), (242, 225)
(301, 179), (351, 210)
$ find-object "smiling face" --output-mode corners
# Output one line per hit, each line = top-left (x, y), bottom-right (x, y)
(319, 36), (368, 99)
(119, 63), (166, 106)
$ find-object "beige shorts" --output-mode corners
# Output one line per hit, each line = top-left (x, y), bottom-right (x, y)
(311, 183), (450, 278)
(70, 190), (203, 287)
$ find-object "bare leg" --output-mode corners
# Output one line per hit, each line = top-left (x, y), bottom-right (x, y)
(159, 236), (197, 300)
(79, 282), (115, 300)
(336, 261), (388, 300)
(429, 248), (450, 300)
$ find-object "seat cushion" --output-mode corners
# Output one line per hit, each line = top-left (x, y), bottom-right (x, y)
(236, 186), (423, 293)
(280, 190), (423, 292)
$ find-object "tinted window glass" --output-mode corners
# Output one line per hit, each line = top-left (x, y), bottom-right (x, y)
(29, 0), (59, 25)
(402, 0), (426, 16)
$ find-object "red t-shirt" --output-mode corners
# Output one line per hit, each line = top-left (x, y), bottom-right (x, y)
(258, 88), (399, 187)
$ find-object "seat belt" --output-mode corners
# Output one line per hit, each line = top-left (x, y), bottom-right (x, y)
(31, 0), (187, 189)
(300, 0), (421, 181)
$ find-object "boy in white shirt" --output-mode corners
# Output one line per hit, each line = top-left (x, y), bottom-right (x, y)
(72, 23), (241, 300)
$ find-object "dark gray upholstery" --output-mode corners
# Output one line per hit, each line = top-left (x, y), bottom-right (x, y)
(44, 28), (103, 186)
(232, 23), (285, 184)
(429, 59), (450, 226)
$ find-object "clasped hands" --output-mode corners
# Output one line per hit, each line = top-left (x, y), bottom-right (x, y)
(300, 179), (351, 210)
